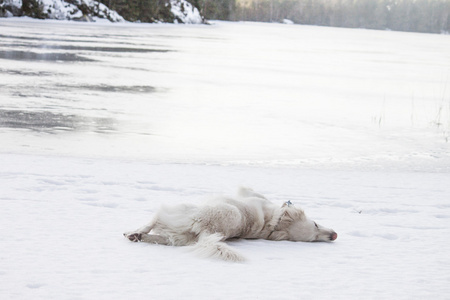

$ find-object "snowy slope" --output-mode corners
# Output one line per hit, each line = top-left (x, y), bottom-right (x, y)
(0, 0), (124, 21)
(40, 0), (125, 22)
(39, 0), (83, 20)
(170, 0), (203, 24)
(1, 0), (203, 23)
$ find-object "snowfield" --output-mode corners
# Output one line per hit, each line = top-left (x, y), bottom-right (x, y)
(2, 154), (450, 299)
(1, 19), (450, 299)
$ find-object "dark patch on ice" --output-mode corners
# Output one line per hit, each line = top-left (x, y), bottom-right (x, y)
(348, 231), (370, 238)
(0, 33), (164, 43)
(40, 44), (170, 53)
(0, 68), (58, 77)
(83, 202), (119, 209)
(375, 233), (398, 240)
(6, 84), (156, 98)
(1, 42), (171, 53)
(0, 33), (122, 43)
(0, 50), (94, 62)
(0, 33), (90, 43)
(26, 283), (45, 289)
(57, 84), (156, 93)
(153, 34), (223, 41)
(435, 214), (450, 219)
(0, 109), (116, 133)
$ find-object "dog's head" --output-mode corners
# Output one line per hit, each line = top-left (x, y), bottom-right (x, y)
(270, 202), (337, 242)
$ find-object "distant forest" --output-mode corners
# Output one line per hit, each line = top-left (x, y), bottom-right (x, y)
(7, 0), (446, 33)
(99, 0), (449, 33)
(97, 0), (178, 23)
(230, 0), (450, 33)
(200, 0), (450, 33)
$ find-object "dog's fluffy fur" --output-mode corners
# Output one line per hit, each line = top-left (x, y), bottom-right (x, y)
(124, 187), (337, 261)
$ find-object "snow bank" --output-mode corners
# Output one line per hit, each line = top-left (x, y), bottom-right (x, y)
(170, 0), (203, 24)
(41, 0), (124, 22)
(282, 18), (294, 24)
(0, 0), (22, 17)
(39, 0), (82, 20)
(1, 0), (203, 23)
(1, 0), (124, 22)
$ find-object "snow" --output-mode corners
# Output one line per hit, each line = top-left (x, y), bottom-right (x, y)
(1, 0), (200, 23)
(2, 0), (22, 7)
(2, 154), (450, 299)
(1, 19), (450, 299)
(170, 0), (203, 24)
(0, 0), (21, 17)
(2, 0), (125, 22)
(39, 0), (83, 20)
(42, 0), (126, 22)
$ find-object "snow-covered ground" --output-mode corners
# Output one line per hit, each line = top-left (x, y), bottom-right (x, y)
(2, 154), (450, 299)
(1, 19), (450, 299)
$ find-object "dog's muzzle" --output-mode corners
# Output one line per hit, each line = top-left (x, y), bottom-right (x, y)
(330, 232), (338, 241)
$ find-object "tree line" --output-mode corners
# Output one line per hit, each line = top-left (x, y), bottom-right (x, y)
(98, 0), (234, 22)
(229, 0), (450, 33)
(98, 0), (176, 23)
(2, 0), (449, 33)
(103, 0), (450, 33)
(200, 0), (449, 34)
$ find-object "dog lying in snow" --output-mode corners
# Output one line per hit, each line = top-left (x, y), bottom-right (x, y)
(124, 187), (337, 261)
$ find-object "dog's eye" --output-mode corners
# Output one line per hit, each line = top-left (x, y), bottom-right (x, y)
(314, 222), (319, 229)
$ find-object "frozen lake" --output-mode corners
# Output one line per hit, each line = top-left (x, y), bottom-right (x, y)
(1, 18), (450, 300)
(1, 18), (449, 171)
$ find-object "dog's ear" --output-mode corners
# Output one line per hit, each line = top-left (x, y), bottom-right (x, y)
(267, 206), (305, 232)
(267, 207), (302, 240)
(277, 207), (305, 229)
(275, 207), (301, 230)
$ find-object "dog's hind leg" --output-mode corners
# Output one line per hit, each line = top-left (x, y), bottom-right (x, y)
(123, 217), (157, 241)
(125, 233), (170, 245)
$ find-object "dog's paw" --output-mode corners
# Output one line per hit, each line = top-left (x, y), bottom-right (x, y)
(123, 232), (142, 242)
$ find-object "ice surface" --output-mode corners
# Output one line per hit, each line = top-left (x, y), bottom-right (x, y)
(1, 19), (450, 299)
(1, 19), (449, 171)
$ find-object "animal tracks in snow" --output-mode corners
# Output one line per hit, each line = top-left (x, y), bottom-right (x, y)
(354, 207), (419, 215)
(26, 283), (46, 289)
(434, 214), (450, 219)
(347, 231), (399, 240)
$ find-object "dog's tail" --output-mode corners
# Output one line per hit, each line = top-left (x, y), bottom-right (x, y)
(237, 186), (267, 200)
(191, 233), (245, 262)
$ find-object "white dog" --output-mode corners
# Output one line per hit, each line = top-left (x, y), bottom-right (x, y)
(124, 187), (337, 261)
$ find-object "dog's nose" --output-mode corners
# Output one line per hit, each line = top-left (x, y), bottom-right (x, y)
(330, 232), (338, 241)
